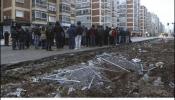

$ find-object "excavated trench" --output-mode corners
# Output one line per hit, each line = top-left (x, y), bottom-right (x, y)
(1, 38), (174, 97)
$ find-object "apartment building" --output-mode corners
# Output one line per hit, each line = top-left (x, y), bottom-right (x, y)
(112, 0), (118, 27)
(1, 0), (31, 33)
(0, 0), (2, 22)
(117, 0), (127, 29)
(70, 0), (76, 24)
(127, 0), (140, 36)
(76, 0), (113, 28)
(140, 5), (147, 37)
(59, 0), (71, 27)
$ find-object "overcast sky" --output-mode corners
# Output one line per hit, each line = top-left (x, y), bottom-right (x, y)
(141, 0), (174, 30)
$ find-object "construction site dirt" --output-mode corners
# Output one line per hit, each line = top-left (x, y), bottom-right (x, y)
(1, 38), (174, 97)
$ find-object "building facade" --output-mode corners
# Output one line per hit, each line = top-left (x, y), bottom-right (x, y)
(117, 0), (140, 36)
(117, 0), (127, 29)
(76, 0), (113, 28)
(127, 0), (140, 36)
(140, 5), (147, 37)
(1, 0), (76, 33)
(1, 0), (31, 33)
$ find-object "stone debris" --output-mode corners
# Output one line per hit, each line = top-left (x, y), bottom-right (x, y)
(132, 58), (141, 63)
(155, 62), (164, 68)
(6, 88), (26, 97)
(143, 74), (149, 82)
(68, 87), (76, 95)
(153, 77), (164, 86)
(169, 82), (175, 88)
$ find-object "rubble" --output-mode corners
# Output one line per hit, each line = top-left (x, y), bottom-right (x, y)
(1, 39), (174, 97)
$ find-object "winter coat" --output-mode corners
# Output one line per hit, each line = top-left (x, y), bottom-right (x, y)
(53, 26), (64, 37)
(76, 25), (83, 35)
(46, 27), (54, 40)
(67, 25), (76, 38)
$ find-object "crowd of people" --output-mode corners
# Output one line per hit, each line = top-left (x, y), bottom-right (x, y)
(3, 21), (132, 51)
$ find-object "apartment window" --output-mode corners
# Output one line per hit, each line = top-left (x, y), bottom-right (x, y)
(16, 0), (24, 3)
(41, 12), (47, 19)
(49, 5), (56, 11)
(16, 10), (24, 18)
(49, 16), (56, 22)
(35, 11), (41, 18)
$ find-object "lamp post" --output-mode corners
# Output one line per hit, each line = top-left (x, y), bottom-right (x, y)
(167, 22), (175, 37)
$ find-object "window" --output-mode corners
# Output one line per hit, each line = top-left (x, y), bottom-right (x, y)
(35, 11), (40, 18)
(41, 12), (47, 19)
(49, 16), (56, 22)
(49, 5), (56, 12)
(16, 0), (24, 3)
(16, 10), (24, 18)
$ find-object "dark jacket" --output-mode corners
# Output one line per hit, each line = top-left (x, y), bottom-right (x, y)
(54, 25), (64, 37)
(46, 26), (54, 40)
(34, 27), (41, 36)
(67, 24), (76, 38)
(17, 28), (25, 42)
(76, 25), (83, 35)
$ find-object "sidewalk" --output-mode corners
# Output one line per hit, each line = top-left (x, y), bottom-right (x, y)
(1, 37), (158, 65)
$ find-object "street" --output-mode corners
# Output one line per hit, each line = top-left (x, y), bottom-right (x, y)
(1, 37), (158, 65)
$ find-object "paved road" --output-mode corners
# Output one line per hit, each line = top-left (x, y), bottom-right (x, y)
(1, 37), (158, 65)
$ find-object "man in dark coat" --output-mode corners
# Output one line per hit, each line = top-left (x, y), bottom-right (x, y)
(67, 24), (76, 49)
(89, 25), (96, 47)
(11, 26), (18, 50)
(53, 21), (65, 49)
(104, 26), (110, 45)
(4, 31), (10, 46)
(16, 24), (25, 50)
(97, 25), (105, 46)
(46, 24), (54, 51)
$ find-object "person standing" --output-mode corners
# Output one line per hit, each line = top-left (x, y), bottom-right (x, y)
(33, 26), (41, 49)
(89, 25), (96, 47)
(67, 24), (76, 49)
(104, 26), (110, 45)
(53, 21), (64, 49)
(40, 26), (47, 49)
(4, 31), (10, 46)
(24, 28), (31, 49)
(97, 25), (105, 47)
(11, 26), (18, 50)
(75, 21), (83, 50)
(16, 24), (25, 50)
(46, 24), (54, 51)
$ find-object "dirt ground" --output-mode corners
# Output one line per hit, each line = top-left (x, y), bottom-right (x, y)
(1, 38), (174, 97)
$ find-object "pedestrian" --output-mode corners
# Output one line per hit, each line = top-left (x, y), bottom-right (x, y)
(126, 29), (132, 43)
(75, 21), (83, 50)
(11, 26), (18, 50)
(46, 24), (54, 51)
(109, 27), (116, 45)
(24, 28), (31, 49)
(86, 28), (91, 47)
(33, 26), (41, 49)
(104, 26), (110, 45)
(53, 21), (64, 49)
(4, 31), (10, 46)
(97, 25), (105, 47)
(89, 25), (96, 47)
(67, 24), (76, 49)
(82, 26), (88, 47)
(16, 24), (25, 50)
(40, 26), (47, 49)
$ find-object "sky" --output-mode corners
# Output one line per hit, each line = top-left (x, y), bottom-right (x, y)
(141, 0), (174, 31)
